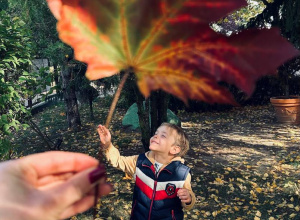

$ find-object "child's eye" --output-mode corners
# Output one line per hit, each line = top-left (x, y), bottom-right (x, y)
(162, 135), (166, 138)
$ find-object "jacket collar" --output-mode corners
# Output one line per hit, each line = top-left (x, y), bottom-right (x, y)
(145, 151), (185, 170)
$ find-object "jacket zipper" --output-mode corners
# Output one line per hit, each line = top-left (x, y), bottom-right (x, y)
(147, 166), (162, 220)
(172, 210), (176, 220)
(146, 165), (172, 219)
(148, 179), (157, 220)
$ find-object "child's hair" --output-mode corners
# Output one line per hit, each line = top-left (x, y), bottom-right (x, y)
(161, 122), (189, 157)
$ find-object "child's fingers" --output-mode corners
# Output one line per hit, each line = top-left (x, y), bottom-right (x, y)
(177, 189), (191, 203)
(178, 194), (188, 199)
(98, 125), (108, 135)
(97, 125), (105, 135)
(177, 189), (189, 198)
(97, 125), (111, 148)
(177, 188), (187, 196)
(102, 126), (109, 135)
(181, 198), (190, 203)
(103, 127), (111, 137)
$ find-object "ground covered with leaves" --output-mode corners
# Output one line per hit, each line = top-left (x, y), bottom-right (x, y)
(12, 99), (300, 220)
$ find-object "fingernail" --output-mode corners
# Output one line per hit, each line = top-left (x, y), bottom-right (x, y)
(89, 165), (107, 184)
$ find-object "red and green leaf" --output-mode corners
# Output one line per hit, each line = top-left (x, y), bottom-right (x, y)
(47, 0), (299, 104)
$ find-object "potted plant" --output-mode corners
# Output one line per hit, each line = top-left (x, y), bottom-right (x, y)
(270, 96), (300, 124)
(270, 57), (300, 124)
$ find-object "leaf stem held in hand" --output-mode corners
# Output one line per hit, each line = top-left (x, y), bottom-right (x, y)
(105, 70), (130, 127)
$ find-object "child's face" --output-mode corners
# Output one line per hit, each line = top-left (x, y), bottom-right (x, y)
(149, 125), (179, 155)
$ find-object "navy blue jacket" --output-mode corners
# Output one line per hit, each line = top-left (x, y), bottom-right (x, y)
(130, 154), (190, 220)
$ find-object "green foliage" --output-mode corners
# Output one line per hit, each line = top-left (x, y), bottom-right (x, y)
(245, 0), (300, 49)
(7, 0), (73, 103)
(73, 63), (98, 102)
(0, 0), (8, 11)
(0, 137), (14, 160)
(8, 0), (59, 57)
(0, 10), (33, 127)
(21, 67), (54, 100)
(44, 41), (71, 66)
(245, 0), (300, 97)
(212, 0), (266, 35)
(0, 10), (33, 157)
(0, 10), (54, 158)
(281, 0), (300, 48)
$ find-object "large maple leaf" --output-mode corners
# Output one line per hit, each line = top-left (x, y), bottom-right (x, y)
(47, 0), (299, 105)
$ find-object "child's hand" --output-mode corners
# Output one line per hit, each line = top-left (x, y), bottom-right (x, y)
(97, 125), (111, 149)
(177, 188), (192, 204)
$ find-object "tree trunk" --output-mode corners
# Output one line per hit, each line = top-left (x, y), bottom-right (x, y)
(134, 90), (169, 152)
(150, 90), (169, 136)
(28, 97), (33, 109)
(284, 77), (289, 97)
(53, 64), (62, 100)
(61, 64), (81, 129)
(157, 90), (168, 127)
(89, 97), (94, 120)
(150, 93), (158, 136)
(127, 75), (169, 152)
(134, 88), (151, 152)
(124, 73), (151, 152)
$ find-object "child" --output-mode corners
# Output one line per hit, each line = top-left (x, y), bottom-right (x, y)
(98, 122), (195, 220)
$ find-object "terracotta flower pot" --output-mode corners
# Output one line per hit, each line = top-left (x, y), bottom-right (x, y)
(270, 96), (300, 124)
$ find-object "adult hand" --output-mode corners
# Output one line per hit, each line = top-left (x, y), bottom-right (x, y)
(177, 188), (192, 204)
(97, 125), (112, 149)
(0, 151), (112, 220)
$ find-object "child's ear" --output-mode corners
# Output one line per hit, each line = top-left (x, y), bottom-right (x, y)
(170, 145), (181, 155)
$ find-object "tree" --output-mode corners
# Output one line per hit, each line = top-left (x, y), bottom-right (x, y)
(61, 55), (82, 129)
(0, 10), (32, 158)
(8, 0), (86, 129)
(120, 72), (169, 151)
(0, 0), (8, 11)
(0, 8), (58, 157)
(212, 0), (266, 35)
(75, 63), (98, 121)
(8, 0), (59, 57)
(246, 0), (300, 97)
(212, 0), (300, 99)
(246, 0), (300, 45)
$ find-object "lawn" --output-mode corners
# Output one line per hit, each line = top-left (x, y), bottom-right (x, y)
(12, 99), (300, 220)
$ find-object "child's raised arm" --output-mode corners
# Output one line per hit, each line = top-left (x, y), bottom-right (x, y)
(97, 124), (138, 177)
(97, 125), (111, 149)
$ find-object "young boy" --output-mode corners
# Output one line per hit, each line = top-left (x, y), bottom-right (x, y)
(97, 122), (195, 220)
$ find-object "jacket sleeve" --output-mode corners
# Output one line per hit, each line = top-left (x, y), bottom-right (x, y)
(182, 173), (196, 210)
(104, 143), (138, 177)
